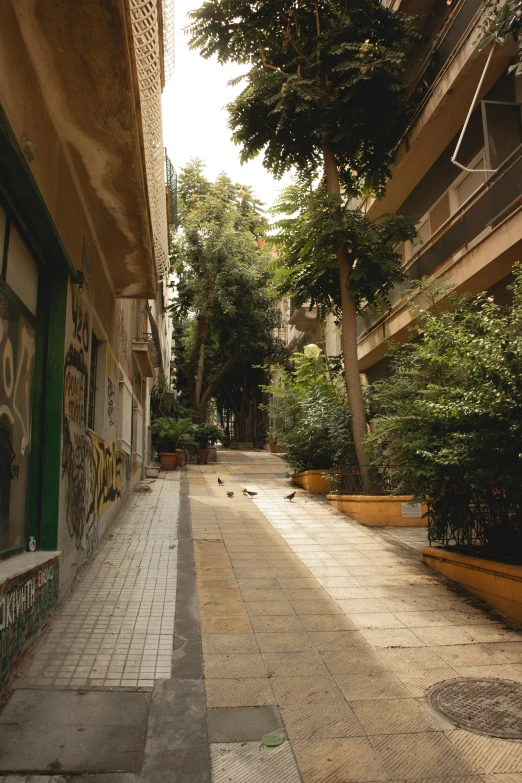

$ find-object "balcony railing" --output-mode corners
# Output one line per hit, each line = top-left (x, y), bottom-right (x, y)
(357, 144), (522, 339)
(407, 0), (483, 114)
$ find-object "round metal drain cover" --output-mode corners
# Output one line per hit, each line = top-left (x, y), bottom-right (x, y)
(428, 678), (522, 739)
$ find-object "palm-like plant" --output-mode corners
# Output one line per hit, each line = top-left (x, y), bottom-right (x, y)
(151, 418), (198, 454)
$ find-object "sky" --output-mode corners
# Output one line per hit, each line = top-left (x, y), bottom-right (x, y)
(161, 0), (292, 212)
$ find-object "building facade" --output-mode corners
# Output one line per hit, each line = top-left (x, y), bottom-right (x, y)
(275, 2), (522, 388)
(358, 0), (522, 381)
(0, 0), (174, 689)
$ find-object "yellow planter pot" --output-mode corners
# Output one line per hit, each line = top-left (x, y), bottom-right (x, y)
(422, 546), (522, 625)
(326, 494), (428, 527)
(292, 470), (331, 495)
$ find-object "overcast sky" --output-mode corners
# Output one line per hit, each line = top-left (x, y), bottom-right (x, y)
(161, 0), (292, 211)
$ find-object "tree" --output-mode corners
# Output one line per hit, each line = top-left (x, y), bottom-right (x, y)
(479, 1), (522, 76)
(171, 159), (283, 424)
(188, 2), (419, 481)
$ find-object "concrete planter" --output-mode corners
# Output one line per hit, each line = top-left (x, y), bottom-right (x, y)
(208, 446), (217, 463)
(422, 546), (522, 624)
(326, 494), (427, 527)
(292, 470), (331, 495)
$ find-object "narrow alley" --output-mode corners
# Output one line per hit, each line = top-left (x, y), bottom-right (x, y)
(2, 451), (522, 782)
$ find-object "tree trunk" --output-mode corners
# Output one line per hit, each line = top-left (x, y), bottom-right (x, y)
(198, 347), (240, 424)
(186, 314), (211, 422)
(322, 139), (373, 488)
(195, 344), (205, 403)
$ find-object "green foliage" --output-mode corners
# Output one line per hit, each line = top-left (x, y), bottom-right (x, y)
(261, 350), (356, 474)
(272, 180), (418, 315)
(194, 423), (225, 449)
(188, 1), (420, 195)
(150, 417), (198, 454)
(478, 1), (522, 76)
(366, 269), (522, 558)
(150, 375), (191, 420)
(171, 159), (285, 423)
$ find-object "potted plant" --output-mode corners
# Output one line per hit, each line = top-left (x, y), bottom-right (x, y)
(195, 424), (224, 465)
(267, 427), (281, 453)
(151, 417), (198, 470)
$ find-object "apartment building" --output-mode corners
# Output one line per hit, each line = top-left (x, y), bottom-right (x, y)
(0, 0), (174, 689)
(276, 2), (521, 385)
(358, 0), (522, 381)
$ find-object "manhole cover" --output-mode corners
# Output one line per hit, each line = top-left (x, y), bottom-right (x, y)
(428, 678), (522, 739)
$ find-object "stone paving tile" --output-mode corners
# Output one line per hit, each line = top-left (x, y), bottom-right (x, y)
(292, 736), (390, 782)
(210, 741), (301, 783)
(280, 700), (364, 741)
(205, 677), (276, 708)
(351, 698), (443, 735)
(16, 479), (178, 690)
(371, 732), (475, 779)
(448, 730), (522, 774)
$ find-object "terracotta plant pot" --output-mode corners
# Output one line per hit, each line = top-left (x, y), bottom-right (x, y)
(269, 443), (281, 453)
(198, 448), (210, 465)
(176, 450), (185, 467)
(158, 452), (177, 471)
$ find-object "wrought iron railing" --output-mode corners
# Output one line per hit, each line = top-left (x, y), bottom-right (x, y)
(327, 464), (407, 496)
(357, 146), (522, 338)
(143, 333), (161, 368)
(427, 485), (522, 562)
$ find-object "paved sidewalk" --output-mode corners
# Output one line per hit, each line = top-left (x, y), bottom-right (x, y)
(191, 451), (522, 783)
(16, 476), (179, 689)
(2, 451), (522, 783)
(0, 473), (183, 782)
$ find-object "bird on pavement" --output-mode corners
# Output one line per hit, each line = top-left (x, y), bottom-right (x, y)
(227, 491), (234, 498)
(285, 492), (296, 501)
(246, 490), (258, 498)
(217, 477), (224, 485)
(242, 488), (248, 495)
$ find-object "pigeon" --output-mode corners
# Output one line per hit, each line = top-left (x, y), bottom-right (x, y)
(227, 491), (234, 498)
(242, 488), (248, 495)
(285, 492), (296, 501)
(246, 490), (258, 498)
(217, 477), (224, 485)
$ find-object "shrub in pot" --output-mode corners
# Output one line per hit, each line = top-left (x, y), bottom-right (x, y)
(366, 271), (522, 558)
(260, 350), (357, 475)
(195, 424), (225, 464)
(151, 417), (198, 470)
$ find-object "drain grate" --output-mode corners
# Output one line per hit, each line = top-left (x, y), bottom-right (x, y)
(428, 678), (522, 739)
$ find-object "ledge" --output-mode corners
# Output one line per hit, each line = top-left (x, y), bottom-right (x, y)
(422, 546), (522, 624)
(292, 470), (331, 495)
(0, 551), (60, 587)
(327, 494), (427, 527)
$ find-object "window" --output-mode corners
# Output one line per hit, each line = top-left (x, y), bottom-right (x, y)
(453, 153), (487, 209)
(87, 334), (98, 431)
(482, 101), (522, 170)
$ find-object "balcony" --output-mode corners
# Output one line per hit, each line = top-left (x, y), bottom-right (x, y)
(288, 304), (318, 332)
(132, 335), (160, 378)
(406, 0), (484, 122)
(357, 146), (522, 367)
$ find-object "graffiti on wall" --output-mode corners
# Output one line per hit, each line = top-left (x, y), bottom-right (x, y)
(71, 288), (90, 353)
(0, 558), (59, 690)
(0, 292), (35, 548)
(106, 347), (118, 430)
(107, 378), (116, 427)
(62, 286), (122, 556)
(63, 346), (88, 426)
